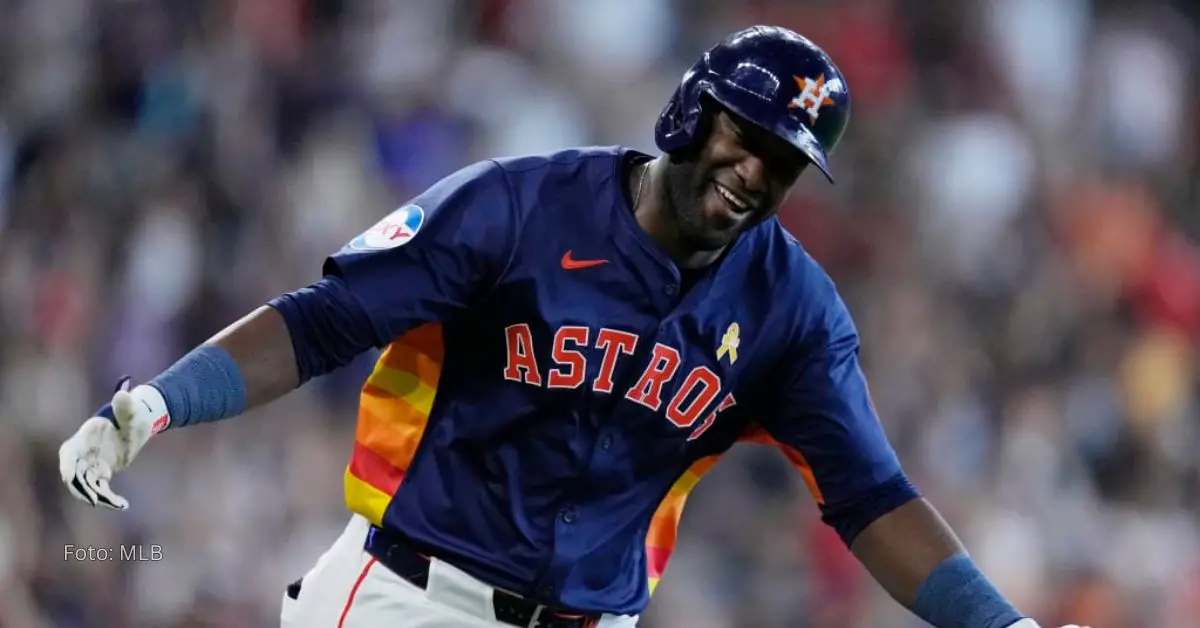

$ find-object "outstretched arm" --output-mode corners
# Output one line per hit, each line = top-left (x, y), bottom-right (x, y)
(60, 159), (522, 509)
(58, 275), (377, 509)
(850, 497), (1040, 628)
(851, 498), (1084, 628)
(757, 279), (1053, 628)
(95, 158), (522, 430)
(94, 274), (379, 430)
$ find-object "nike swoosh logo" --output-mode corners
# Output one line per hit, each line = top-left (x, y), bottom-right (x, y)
(561, 251), (609, 270)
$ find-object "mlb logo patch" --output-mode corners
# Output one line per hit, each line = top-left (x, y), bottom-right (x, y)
(349, 204), (426, 251)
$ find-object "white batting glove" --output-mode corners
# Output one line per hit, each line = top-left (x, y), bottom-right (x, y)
(1008, 620), (1090, 628)
(58, 377), (170, 510)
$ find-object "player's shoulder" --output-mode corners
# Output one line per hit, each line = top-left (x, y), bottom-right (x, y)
(746, 218), (842, 308)
(485, 146), (633, 224)
(485, 145), (628, 197)
(738, 218), (855, 344)
(488, 145), (626, 175)
(412, 146), (623, 217)
(435, 146), (625, 195)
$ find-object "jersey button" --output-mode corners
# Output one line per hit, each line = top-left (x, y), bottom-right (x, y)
(664, 284), (678, 296)
(601, 435), (613, 450)
(561, 508), (577, 524)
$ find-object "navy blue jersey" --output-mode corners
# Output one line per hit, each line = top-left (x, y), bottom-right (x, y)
(326, 146), (915, 615)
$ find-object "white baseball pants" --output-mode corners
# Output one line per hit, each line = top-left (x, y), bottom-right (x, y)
(279, 515), (640, 628)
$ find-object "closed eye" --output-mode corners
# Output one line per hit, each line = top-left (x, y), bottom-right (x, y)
(722, 112), (806, 183)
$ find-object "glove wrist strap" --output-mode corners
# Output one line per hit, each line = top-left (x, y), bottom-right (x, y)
(130, 384), (172, 435)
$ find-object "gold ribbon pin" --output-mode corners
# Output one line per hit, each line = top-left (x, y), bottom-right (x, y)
(717, 322), (740, 364)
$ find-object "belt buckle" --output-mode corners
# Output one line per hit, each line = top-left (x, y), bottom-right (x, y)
(527, 606), (598, 628)
(525, 605), (545, 628)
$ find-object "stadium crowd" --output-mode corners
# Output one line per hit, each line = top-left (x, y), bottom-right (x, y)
(1, 0), (1198, 626)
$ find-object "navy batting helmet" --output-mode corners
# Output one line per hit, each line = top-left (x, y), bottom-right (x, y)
(655, 26), (850, 182)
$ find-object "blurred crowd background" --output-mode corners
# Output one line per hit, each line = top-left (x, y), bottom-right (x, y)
(0, 0), (1198, 626)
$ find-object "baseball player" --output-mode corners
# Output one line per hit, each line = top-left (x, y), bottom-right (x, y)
(58, 26), (1087, 628)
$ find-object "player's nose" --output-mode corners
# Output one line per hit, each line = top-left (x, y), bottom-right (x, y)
(734, 154), (769, 199)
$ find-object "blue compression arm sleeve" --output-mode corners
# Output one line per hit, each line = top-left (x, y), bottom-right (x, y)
(912, 553), (1024, 628)
(147, 345), (247, 427)
(96, 345), (248, 429)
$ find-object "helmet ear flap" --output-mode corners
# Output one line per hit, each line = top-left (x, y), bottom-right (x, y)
(659, 88), (686, 136)
(691, 96), (717, 145)
(666, 93), (718, 161)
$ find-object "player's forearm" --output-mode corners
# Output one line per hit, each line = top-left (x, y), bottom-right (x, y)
(207, 305), (300, 408)
(97, 275), (380, 429)
(116, 306), (299, 429)
(851, 498), (1026, 628)
(850, 497), (964, 605)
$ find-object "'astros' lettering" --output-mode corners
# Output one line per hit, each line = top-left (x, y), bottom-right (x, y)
(503, 324), (729, 437)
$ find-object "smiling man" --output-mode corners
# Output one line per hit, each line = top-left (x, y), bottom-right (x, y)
(59, 25), (1087, 628)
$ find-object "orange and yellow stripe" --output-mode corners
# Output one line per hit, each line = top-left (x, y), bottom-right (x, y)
(643, 424), (821, 594)
(644, 454), (721, 593)
(344, 323), (443, 526)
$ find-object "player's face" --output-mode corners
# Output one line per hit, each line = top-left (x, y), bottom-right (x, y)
(664, 108), (809, 251)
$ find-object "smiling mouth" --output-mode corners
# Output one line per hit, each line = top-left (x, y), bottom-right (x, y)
(712, 181), (754, 214)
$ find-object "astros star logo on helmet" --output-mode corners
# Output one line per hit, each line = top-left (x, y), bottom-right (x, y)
(788, 74), (836, 122)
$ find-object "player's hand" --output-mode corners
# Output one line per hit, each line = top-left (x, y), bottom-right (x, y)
(1008, 620), (1091, 628)
(58, 377), (169, 510)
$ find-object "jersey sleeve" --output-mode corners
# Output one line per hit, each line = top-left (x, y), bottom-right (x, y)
(757, 282), (918, 545)
(323, 159), (520, 344)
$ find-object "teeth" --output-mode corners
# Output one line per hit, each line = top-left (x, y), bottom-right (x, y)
(715, 183), (748, 210)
